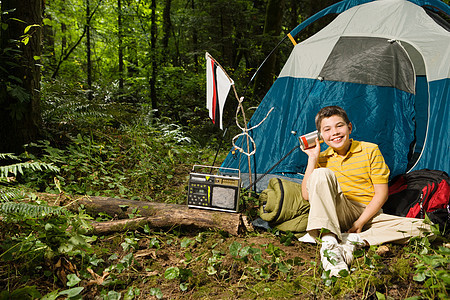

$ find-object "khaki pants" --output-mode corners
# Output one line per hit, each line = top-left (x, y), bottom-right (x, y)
(306, 168), (432, 245)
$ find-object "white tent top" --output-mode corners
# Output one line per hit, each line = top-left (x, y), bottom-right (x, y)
(280, 0), (450, 82)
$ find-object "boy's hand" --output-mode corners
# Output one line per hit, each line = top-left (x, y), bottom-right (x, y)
(300, 138), (321, 200)
(347, 184), (388, 234)
(347, 220), (364, 233)
(301, 138), (321, 160)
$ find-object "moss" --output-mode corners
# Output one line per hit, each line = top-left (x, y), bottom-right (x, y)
(239, 280), (305, 299)
(191, 282), (235, 299)
(389, 257), (414, 281)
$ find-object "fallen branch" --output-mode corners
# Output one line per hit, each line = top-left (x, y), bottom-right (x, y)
(53, 194), (250, 236)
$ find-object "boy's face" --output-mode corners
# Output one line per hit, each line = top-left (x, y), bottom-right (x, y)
(320, 115), (352, 156)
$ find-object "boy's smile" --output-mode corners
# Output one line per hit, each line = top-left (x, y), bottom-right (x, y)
(320, 115), (352, 156)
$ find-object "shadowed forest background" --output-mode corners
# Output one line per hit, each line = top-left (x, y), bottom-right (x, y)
(0, 0), (449, 299)
(0, 0), (340, 155)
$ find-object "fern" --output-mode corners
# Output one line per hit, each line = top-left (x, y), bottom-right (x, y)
(0, 187), (26, 202)
(0, 201), (64, 218)
(0, 161), (60, 178)
(0, 153), (19, 160)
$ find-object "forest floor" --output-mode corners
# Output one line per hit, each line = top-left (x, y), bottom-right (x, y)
(2, 192), (448, 299)
(21, 213), (444, 300)
(2, 174), (448, 299)
(79, 226), (436, 299)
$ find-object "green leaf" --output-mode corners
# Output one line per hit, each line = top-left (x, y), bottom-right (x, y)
(106, 290), (121, 300)
(59, 287), (84, 298)
(207, 265), (217, 275)
(229, 241), (241, 257)
(435, 270), (450, 285)
(43, 18), (52, 26)
(338, 268), (349, 277)
(184, 251), (192, 263)
(41, 290), (60, 300)
(24, 24), (39, 34)
(376, 291), (386, 300)
(150, 288), (163, 299)
(66, 274), (81, 287)
(277, 262), (290, 274)
(180, 238), (192, 248)
(413, 272), (426, 282)
(354, 249), (365, 258)
(124, 286), (140, 300)
(164, 266), (180, 280)
(179, 268), (193, 281)
(239, 246), (251, 258)
(260, 265), (270, 279)
(149, 237), (160, 249)
(8, 286), (41, 299)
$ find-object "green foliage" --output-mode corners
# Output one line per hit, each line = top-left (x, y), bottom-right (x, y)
(0, 160), (59, 178)
(0, 153), (59, 182)
(227, 240), (301, 281)
(25, 115), (218, 202)
(0, 201), (63, 217)
(410, 237), (450, 299)
(0, 186), (26, 202)
(0, 152), (96, 298)
(0, 285), (41, 300)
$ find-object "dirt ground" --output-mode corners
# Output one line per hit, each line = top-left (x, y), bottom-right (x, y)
(79, 227), (425, 300)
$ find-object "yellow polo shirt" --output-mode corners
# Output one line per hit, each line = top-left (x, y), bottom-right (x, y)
(317, 139), (390, 205)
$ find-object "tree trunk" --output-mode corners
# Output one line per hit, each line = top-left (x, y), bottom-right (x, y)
(150, 0), (159, 117)
(118, 0), (124, 101)
(86, 0), (93, 100)
(219, 3), (233, 68)
(253, 0), (285, 100)
(43, 10), (56, 69)
(162, 0), (172, 51)
(0, 0), (43, 154)
(63, 196), (251, 235)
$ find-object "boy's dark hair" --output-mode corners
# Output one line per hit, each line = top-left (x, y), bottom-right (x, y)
(315, 106), (350, 131)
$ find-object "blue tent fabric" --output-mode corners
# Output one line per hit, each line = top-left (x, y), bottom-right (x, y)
(221, 0), (450, 187)
(227, 78), (416, 179)
(413, 78), (450, 171)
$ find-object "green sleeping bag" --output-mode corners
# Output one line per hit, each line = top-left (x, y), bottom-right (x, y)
(258, 178), (310, 233)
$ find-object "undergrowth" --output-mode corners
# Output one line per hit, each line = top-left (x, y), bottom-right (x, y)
(0, 92), (448, 299)
(0, 143), (448, 299)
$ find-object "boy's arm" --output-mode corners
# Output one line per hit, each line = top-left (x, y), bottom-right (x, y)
(347, 183), (389, 233)
(301, 138), (321, 200)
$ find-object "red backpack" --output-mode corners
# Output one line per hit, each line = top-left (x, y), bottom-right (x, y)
(383, 169), (450, 234)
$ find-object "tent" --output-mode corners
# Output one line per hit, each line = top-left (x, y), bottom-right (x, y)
(221, 0), (450, 191)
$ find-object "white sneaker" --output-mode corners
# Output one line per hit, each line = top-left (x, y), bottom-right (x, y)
(340, 233), (365, 265)
(320, 241), (348, 277)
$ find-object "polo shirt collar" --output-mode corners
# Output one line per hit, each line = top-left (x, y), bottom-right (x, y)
(322, 139), (361, 157)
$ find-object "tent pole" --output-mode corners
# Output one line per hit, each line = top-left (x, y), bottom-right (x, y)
(211, 127), (228, 167)
(245, 144), (300, 191)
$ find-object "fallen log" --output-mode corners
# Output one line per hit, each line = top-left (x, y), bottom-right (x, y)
(54, 195), (251, 236)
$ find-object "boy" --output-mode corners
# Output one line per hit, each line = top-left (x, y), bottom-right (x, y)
(301, 106), (431, 277)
